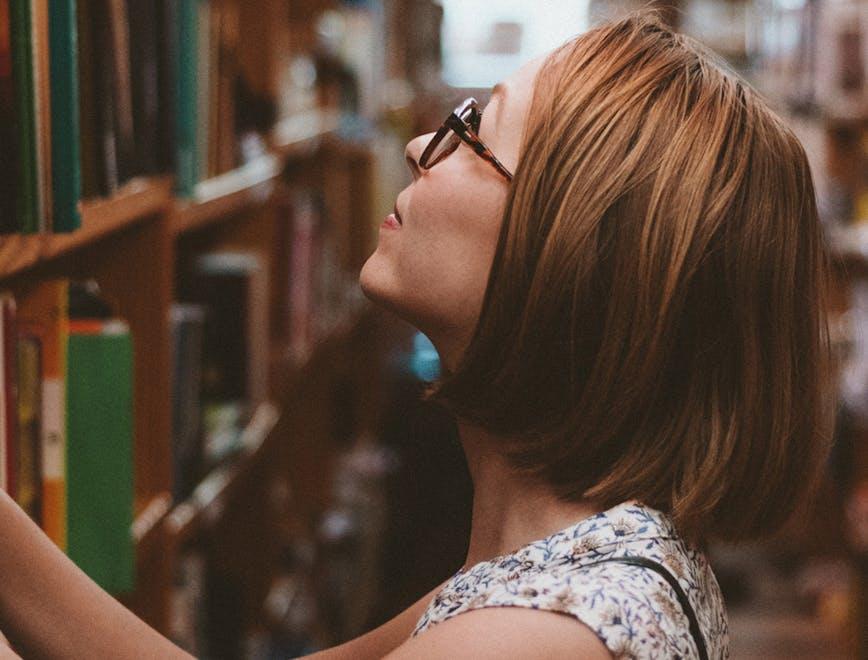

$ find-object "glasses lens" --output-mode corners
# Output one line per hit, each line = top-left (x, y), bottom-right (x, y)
(424, 103), (477, 168)
(425, 130), (462, 167)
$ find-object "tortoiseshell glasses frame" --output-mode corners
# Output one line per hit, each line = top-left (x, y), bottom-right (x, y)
(419, 97), (513, 181)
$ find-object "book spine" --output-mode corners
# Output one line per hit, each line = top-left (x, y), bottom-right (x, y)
(156, 0), (177, 173)
(3, 296), (18, 498)
(174, 0), (198, 197)
(40, 281), (68, 550)
(66, 318), (135, 593)
(15, 333), (42, 524)
(9, 1), (38, 233)
(91, 0), (118, 194)
(170, 304), (205, 502)
(76, 0), (101, 199)
(195, 0), (210, 182)
(0, 0), (18, 233)
(33, 0), (52, 230)
(126, 0), (159, 175)
(105, 0), (134, 186)
(48, 0), (81, 232)
(0, 296), (6, 492)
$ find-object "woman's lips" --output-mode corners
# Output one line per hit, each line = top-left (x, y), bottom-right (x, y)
(381, 214), (401, 230)
(393, 204), (403, 225)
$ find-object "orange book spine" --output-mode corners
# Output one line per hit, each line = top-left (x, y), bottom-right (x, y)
(19, 280), (68, 551)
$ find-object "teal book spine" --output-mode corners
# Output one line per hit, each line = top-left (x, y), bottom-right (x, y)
(48, 0), (81, 232)
(174, 0), (198, 197)
(9, 1), (38, 233)
(66, 320), (134, 594)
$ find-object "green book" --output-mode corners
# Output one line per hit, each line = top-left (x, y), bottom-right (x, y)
(66, 319), (134, 594)
(48, 0), (81, 232)
(9, 1), (38, 233)
(174, 0), (198, 197)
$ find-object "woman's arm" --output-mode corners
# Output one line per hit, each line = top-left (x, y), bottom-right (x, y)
(0, 628), (22, 659)
(303, 578), (448, 659)
(0, 489), (193, 659)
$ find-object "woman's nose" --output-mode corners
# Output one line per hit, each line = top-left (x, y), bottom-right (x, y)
(405, 133), (434, 181)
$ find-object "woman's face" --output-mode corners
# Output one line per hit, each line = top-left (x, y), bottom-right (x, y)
(359, 54), (547, 368)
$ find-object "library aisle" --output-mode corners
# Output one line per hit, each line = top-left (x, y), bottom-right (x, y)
(0, 0), (865, 658)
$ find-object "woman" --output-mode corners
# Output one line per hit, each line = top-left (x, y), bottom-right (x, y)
(0, 9), (835, 660)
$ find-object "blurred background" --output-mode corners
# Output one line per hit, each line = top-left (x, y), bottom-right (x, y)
(0, 0), (865, 657)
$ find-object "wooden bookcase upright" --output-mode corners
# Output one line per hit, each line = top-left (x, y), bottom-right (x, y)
(0, 0), (399, 641)
(0, 119), (380, 636)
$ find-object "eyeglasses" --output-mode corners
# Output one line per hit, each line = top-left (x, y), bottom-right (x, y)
(419, 97), (513, 181)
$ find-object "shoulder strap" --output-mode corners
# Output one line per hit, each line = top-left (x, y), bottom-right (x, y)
(580, 555), (709, 660)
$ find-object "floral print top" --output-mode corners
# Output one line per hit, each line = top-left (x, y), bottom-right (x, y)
(411, 499), (729, 659)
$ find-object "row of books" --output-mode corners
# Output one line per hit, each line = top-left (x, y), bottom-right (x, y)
(749, 0), (867, 120)
(0, 279), (134, 594)
(0, 256), (282, 595)
(0, 0), (276, 235)
(167, 439), (396, 657)
(170, 184), (355, 502)
(171, 250), (270, 502)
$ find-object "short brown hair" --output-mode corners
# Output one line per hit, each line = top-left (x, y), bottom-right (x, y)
(425, 9), (838, 547)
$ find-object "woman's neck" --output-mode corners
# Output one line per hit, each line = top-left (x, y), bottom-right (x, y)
(457, 418), (605, 570)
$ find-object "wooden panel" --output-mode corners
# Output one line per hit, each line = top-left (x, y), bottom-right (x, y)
(0, 177), (173, 281)
(171, 156), (282, 237)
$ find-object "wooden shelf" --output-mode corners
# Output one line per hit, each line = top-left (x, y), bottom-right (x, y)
(171, 154), (283, 237)
(271, 109), (340, 159)
(0, 176), (173, 281)
(270, 287), (371, 393)
(171, 111), (344, 237)
(164, 401), (281, 545)
(827, 224), (868, 273)
(132, 492), (174, 548)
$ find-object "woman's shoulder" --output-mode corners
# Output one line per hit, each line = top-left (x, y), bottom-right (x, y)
(412, 499), (730, 658)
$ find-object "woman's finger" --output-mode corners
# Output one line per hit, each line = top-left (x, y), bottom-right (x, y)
(0, 630), (22, 659)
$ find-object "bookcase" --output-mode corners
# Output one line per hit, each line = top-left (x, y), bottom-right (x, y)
(0, 0), (410, 653)
(666, 0), (868, 655)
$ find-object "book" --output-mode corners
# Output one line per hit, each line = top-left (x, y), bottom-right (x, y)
(182, 251), (269, 410)
(195, 0), (210, 182)
(815, 0), (867, 120)
(213, 1), (239, 176)
(9, 0), (38, 232)
(286, 190), (320, 358)
(66, 317), (134, 594)
(76, 0), (101, 198)
(156, 0), (177, 173)
(127, 0), (160, 176)
(15, 330), (42, 523)
(168, 549), (207, 656)
(48, 0), (82, 232)
(0, 294), (18, 496)
(170, 303), (206, 502)
(0, 295), (9, 491)
(174, 0), (198, 196)
(104, 0), (134, 186)
(32, 0), (52, 231)
(17, 279), (69, 550)
(65, 318), (134, 591)
(0, 0), (17, 233)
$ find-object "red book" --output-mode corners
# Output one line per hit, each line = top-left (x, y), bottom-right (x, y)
(0, 294), (18, 495)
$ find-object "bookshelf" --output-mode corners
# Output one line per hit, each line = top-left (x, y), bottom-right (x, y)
(0, 0), (401, 651)
(669, 0), (867, 655)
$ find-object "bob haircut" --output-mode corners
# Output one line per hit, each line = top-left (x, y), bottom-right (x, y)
(424, 9), (838, 548)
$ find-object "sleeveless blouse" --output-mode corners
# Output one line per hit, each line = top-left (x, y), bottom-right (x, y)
(411, 499), (730, 659)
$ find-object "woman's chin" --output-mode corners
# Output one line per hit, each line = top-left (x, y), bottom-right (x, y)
(359, 260), (404, 315)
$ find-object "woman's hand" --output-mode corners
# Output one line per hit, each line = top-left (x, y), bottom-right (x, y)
(0, 629), (22, 659)
(0, 490), (194, 659)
